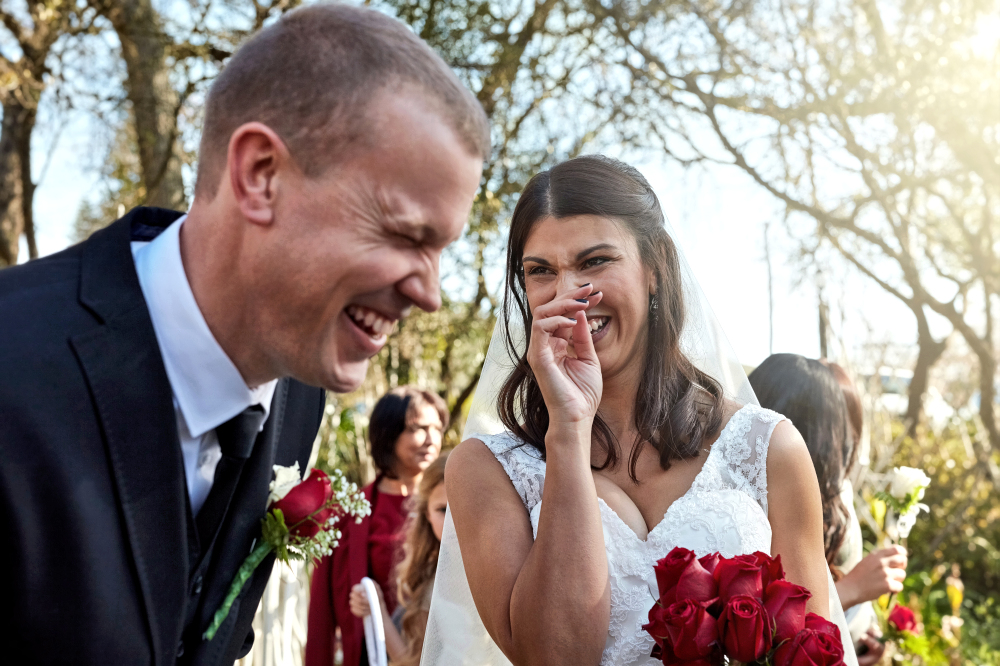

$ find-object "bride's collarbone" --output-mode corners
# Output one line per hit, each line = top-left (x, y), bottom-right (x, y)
(591, 449), (713, 541)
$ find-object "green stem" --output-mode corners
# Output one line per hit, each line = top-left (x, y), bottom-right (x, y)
(202, 541), (274, 641)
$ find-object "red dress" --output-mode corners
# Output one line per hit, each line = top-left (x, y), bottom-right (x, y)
(306, 478), (408, 666)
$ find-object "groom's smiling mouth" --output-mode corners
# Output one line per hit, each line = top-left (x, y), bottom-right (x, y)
(346, 304), (397, 344)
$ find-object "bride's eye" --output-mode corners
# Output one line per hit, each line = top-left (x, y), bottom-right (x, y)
(583, 256), (611, 269)
(526, 265), (552, 276)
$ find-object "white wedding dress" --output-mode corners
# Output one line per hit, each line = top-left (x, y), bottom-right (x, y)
(420, 404), (860, 666)
(481, 403), (778, 665)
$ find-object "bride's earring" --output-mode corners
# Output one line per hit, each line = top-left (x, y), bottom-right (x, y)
(649, 294), (658, 323)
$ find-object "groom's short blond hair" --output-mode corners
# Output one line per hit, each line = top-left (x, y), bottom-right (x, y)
(195, 3), (490, 198)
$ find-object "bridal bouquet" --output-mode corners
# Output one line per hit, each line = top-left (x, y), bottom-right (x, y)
(643, 547), (845, 666)
(203, 463), (370, 640)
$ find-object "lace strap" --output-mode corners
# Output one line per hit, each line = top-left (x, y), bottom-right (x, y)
(471, 431), (546, 512)
(719, 405), (785, 516)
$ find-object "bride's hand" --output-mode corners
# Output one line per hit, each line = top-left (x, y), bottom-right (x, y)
(526, 284), (604, 432)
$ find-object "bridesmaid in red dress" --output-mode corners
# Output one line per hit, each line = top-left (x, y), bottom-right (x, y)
(306, 386), (448, 666)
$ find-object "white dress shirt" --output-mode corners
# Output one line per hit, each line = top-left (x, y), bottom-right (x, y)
(131, 215), (277, 516)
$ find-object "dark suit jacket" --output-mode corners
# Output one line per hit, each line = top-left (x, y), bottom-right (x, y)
(0, 207), (326, 665)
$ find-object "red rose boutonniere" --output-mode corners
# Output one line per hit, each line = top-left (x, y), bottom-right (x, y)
(202, 463), (370, 640)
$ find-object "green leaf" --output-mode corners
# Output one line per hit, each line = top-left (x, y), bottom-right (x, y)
(261, 508), (291, 562)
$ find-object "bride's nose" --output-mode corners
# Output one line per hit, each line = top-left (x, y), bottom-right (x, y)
(555, 270), (583, 295)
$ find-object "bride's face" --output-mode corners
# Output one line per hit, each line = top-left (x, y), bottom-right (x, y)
(522, 214), (653, 383)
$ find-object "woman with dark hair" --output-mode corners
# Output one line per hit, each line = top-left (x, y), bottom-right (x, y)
(749, 354), (907, 665)
(429, 156), (857, 665)
(306, 386), (447, 666)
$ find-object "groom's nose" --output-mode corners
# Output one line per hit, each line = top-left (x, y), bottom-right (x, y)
(397, 260), (442, 313)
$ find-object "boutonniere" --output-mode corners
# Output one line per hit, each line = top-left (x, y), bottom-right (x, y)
(203, 463), (371, 641)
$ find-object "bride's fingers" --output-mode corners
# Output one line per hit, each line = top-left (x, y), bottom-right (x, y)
(532, 314), (579, 335)
(569, 310), (599, 364)
(532, 287), (602, 321)
(532, 298), (593, 324)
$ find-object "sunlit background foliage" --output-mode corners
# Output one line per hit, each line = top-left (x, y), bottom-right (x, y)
(0, 0), (997, 662)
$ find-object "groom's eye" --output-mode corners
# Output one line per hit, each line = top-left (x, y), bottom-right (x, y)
(395, 232), (421, 248)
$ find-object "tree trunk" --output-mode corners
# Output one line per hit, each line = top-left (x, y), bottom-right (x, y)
(976, 350), (999, 452)
(905, 304), (948, 437)
(102, 0), (185, 210)
(0, 98), (36, 266)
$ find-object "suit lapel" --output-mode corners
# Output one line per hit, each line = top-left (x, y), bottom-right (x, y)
(196, 379), (289, 663)
(71, 208), (188, 666)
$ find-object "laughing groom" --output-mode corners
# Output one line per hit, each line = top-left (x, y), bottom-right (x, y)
(0, 5), (487, 665)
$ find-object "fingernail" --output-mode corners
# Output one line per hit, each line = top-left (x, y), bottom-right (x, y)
(593, 291), (602, 296)
(575, 298), (589, 303)
(580, 283), (591, 287)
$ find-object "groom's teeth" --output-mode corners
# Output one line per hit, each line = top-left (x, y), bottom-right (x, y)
(347, 305), (394, 338)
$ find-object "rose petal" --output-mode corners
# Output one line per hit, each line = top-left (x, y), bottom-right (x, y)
(271, 468), (333, 538)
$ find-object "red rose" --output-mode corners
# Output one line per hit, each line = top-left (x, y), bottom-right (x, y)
(649, 640), (717, 666)
(753, 551), (785, 588)
(714, 554), (764, 603)
(773, 616), (845, 666)
(661, 599), (719, 661)
(653, 547), (718, 605)
(644, 603), (672, 652)
(888, 604), (918, 633)
(699, 553), (721, 576)
(804, 613), (841, 637)
(718, 595), (772, 662)
(654, 548), (697, 598)
(271, 469), (333, 538)
(764, 580), (812, 642)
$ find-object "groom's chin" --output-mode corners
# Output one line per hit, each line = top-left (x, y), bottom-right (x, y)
(319, 357), (371, 393)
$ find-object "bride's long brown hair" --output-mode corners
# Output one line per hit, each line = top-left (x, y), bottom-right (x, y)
(394, 453), (448, 666)
(497, 155), (725, 479)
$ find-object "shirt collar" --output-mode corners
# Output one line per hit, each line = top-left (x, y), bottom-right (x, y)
(132, 214), (278, 438)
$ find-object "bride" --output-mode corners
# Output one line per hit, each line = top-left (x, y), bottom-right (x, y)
(422, 156), (858, 666)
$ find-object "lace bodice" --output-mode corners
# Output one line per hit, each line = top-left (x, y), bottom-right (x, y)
(476, 404), (785, 666)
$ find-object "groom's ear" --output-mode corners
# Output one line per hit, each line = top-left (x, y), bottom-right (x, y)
(227, 122), (293, 226)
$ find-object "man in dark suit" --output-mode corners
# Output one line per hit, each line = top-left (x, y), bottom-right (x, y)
(0, 5), (488, 665)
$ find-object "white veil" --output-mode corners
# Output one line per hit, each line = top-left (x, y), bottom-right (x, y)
(421, 207), (858, 666)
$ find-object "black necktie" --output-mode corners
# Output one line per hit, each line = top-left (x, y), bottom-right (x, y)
(196, 405), (266, 547)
